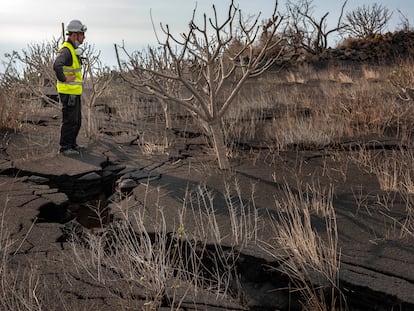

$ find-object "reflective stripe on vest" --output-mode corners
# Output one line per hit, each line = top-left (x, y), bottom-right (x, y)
(56, 42), (83, 95)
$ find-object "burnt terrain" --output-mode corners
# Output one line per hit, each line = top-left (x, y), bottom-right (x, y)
(1, 85), (414, 311)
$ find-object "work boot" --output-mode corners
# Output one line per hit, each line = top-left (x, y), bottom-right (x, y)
(74, 144), (85, 151)
(60, 148), (80, 156)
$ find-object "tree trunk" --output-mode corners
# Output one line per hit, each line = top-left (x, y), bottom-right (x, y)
(209, 121), (230, 170)
(161, 99), (172, 129)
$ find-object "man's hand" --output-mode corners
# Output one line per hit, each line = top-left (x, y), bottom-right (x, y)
(65, 74), (76, 82)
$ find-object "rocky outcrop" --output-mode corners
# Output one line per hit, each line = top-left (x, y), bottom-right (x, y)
(322, 31), (414, 63)
(278, 31), (414, 66)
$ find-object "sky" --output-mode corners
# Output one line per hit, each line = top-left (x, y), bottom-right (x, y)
(1, 0), (413, 70)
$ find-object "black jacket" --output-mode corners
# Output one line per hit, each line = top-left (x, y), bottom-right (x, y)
(53, 40), (75, 83)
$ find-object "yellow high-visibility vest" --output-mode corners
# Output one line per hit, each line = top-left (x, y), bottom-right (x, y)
(56, 42), (83, 95)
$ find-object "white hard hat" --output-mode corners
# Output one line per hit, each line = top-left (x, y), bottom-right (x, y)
(66, 19), (87, 34)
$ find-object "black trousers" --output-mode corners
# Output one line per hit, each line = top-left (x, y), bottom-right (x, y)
(59, 93), (82, 151)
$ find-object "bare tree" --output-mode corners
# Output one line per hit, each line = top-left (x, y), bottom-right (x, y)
(344, 3), (392, 38)
(286, 0), (347, 55)
(115, 0), (285, 170)
(82, 47), (114, 139)
(0, 51), (20, 91)
(11, 39), (62, 106)
(397, 9), (412, 32)
(1, 52), (24, 130)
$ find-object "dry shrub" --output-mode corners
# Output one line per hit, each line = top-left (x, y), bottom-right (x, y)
(349, 147), (414, 237)
(388, 59), (414, 101)
(222, 61), (414, 154)
(286, 71), (306, 84)
(91, 60), (414, 161)
(362, 66), (381, 81)
(0, 88), (23, 131)
(0, 204), (55, 311)
(336, 72), (353, 84)
(68, 181), (261, 310)
(260, 179), (344, 311)
(350, 148), (414, 192)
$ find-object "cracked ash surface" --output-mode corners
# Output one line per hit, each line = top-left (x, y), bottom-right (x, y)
(0, 101), (413, 311)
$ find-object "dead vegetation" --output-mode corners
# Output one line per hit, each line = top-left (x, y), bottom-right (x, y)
(1, 1), (414, 310)
(1, 56), (414, 309)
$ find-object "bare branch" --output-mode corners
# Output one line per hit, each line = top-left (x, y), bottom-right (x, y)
(115, 0), (286, 169)
(286, 0), (348, 54)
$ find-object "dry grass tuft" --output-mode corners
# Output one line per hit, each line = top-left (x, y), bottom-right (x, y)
(0, 88), (23, 131)
(336, 72), (353, 84)
(362, 66), (381, 81)
(0, 202), (51, 310)
(68, 180), (262, 309)
(349, 147), (414, 237)
(260, 179), (343, 310)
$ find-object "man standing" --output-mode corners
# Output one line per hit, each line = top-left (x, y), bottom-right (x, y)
(53, 19), (87, 156)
